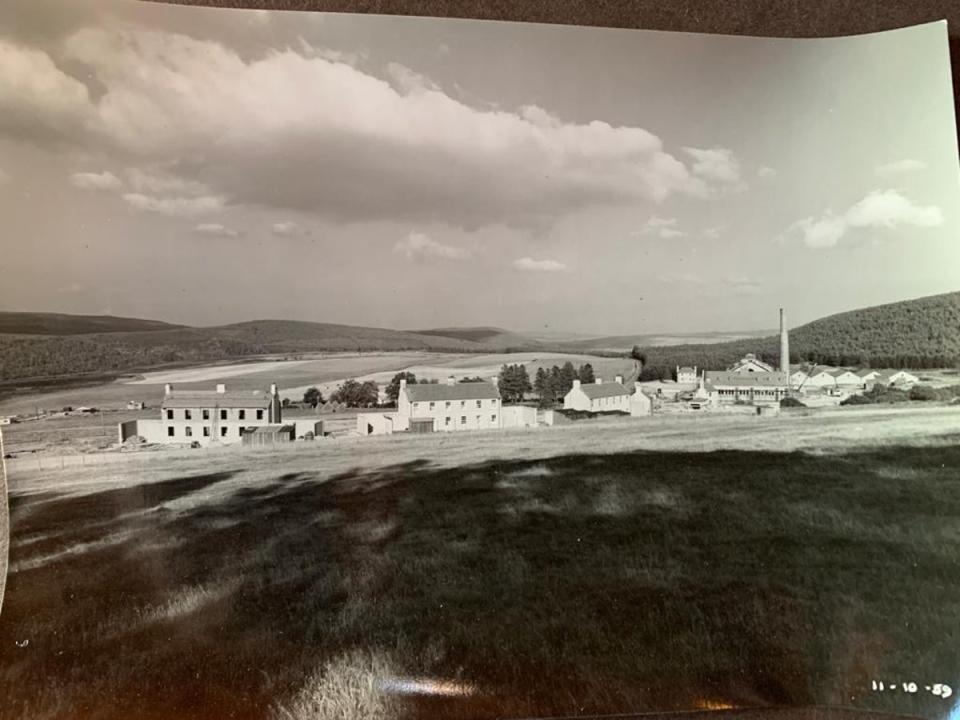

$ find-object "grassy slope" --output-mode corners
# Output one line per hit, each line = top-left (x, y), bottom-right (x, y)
(3, 409), (959, 720)
(0, 312), (185, 335)
(0, 321), (492, 384)
(409, 326), (542, 349)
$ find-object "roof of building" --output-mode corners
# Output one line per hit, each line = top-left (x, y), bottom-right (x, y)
(729, 356), (775, 372)
(162, 390), (274, 409)
(243, 424), (294, 435)
(705, 371), (789, 388)
(827, 368), (858, 377)
(403, 382), (500, 402)
(678, 366), (695, 373)
(576, 381), (630, 399)
(854, 368), (880, 377)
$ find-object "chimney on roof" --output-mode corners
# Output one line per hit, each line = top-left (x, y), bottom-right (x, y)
(399, 378), (407, 391)
(216, 383), (226, 394)
(270, 383), (278, 396)
(573, 379), (581, 389)
(164, 383), (173, 396)
(615, 375), (623, 385)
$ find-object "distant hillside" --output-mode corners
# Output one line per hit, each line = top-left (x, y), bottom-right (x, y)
(634, 291), (960, 375)
(411, 326), (542, 349)
(0, 312), (184, 335)
(0, 318), (503, 384)
(562, 329), (774, 353)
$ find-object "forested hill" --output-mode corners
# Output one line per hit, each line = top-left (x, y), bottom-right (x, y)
(0, 312), (184, 335)
(0, 319), (506, 384)
(634, 291), (960, 375)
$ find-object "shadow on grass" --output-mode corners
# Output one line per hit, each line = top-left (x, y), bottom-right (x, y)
(2, 448), (959, 720)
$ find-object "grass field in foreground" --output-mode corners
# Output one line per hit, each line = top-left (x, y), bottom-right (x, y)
(2, 419), (960, 720)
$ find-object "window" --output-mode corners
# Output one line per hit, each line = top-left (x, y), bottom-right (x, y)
(239, 427), (244, 436)
(185, 409), (192, 420)
(185, 426), (193, 437)
(445, 401), (451, 408)
(202, 409), (210, 420)
(414, 402), (420, 410)
(256, 409), (263, 420)
(460, 401), (465, 408)
(167, 426), (175, 437)
(239, 409), (246, 420)
(476, 400), (482, 408)
(445, 417), (451, 426)
(166, 409), (173, 420)
(220, 409), (228, 420)
(492, 398), (497, 405)
(429, 402), (435, 410)
(220, 427), (228, 437)
(491, 415), (496, 422)
(460, 416), (466, 424)
(203, 426), (210, 437)
(476, 415), (481, 424)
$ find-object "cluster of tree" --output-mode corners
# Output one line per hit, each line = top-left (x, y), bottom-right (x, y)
(302, 387), (325, 408)
(841, 383), (960, 405)
(533, 362), (597, 407)
(497, 364), (531, 403)
(329, 379), (379, 407)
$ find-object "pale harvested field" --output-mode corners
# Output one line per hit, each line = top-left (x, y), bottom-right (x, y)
(0, 352), (461, 417)
(7, 405), (959, 498)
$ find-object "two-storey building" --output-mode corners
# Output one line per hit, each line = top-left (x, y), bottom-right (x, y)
(397, 378), (502, 432)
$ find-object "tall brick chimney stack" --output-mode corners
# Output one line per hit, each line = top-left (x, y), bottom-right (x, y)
(780, 308), (790, 379)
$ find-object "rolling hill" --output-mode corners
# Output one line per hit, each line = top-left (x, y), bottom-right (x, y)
(632, 291), (960, 375)
(0, 312), (184, 335)
(1, 290), (957, 387)
(410, 326), (544, 349)
(0, 318), (511, 384)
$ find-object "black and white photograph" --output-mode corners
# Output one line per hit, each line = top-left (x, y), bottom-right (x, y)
(1, 1), (960, 718)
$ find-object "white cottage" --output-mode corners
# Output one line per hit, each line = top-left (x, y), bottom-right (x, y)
(564, 377), (631, 412)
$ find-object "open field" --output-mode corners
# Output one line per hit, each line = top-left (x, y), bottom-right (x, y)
(0, 351), (634, 419)
(2, 406), (960, 719)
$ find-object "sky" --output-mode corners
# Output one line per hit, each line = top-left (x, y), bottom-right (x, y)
(0, 1), (958, 335)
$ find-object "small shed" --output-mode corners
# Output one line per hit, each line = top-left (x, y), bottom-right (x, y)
(241, 424), (295, 446)
(408, 417), (435, 434)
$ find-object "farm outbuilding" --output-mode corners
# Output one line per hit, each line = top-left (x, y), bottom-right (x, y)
(501, 405), (538, 428)
(241, 425), (295, 446)
(357, 412), (400, 436)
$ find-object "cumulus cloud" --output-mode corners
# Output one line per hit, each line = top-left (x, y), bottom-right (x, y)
(123, 192), (226, 216)
(513, 257), (568, 272)
(69, 170), (122, 191)
(875, 159), (926, 179)
(684, 146), (742, 186)
(393, 231), (470, 261)
(721, 276), (763, 295)
(757, 166), (777, 179)
(0, 38), (92, 137)
(784, 190), (943, 249)
(194, 223), (239, 237)
(632, 216), (684, 239)
(0, 27), (737, 229)
(127, 167), (209, 196)
(272, 221), (304, 236)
